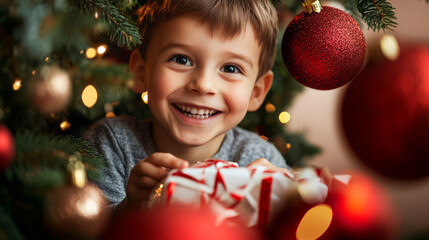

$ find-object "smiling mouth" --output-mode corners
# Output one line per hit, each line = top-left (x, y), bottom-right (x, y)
(174, 104), (219, 119)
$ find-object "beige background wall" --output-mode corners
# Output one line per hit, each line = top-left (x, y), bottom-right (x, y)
(286, 0), (429, 236)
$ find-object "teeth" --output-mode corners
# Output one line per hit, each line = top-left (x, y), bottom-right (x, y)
(175, 104), (217, 119)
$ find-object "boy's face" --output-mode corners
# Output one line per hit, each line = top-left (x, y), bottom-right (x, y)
(139, 16), (267, 148)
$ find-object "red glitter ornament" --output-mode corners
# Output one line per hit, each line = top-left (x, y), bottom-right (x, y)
(282, 6), (366, 90)
(341, 45), (429, 180)
(0, 123), (14, 172)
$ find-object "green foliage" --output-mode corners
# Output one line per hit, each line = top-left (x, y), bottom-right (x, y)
(72, 0), (141, 49)
(343, 0), (398, 31)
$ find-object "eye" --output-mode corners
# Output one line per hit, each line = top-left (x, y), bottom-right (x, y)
(221, 64), (243, 74)
(169, 55), (192, 66)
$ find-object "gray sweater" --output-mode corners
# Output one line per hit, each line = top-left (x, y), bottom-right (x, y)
(84, 115), (288, 205)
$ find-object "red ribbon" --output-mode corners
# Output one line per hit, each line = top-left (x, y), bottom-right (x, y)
(258, 176), (273, 226)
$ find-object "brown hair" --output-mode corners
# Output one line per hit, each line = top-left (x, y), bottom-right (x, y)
(136, 0), (278, 78)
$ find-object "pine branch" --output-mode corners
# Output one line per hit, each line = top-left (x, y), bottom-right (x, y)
(10, 131), (105, 187)
(352, 0), (398, 31)
(72, 0), (141, 49)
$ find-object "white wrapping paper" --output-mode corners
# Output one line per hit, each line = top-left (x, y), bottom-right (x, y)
(151, 159), (328, 227)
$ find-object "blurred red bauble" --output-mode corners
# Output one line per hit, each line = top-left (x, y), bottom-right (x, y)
(341, 45), (429, 180)
(267, 174), (398, 240)
(102, 207), (260, 240)
(320, 174), (398, 240)
(44, 183), (111, 238)
(0, 123), (15, 172)
(281, 6), (366, 90)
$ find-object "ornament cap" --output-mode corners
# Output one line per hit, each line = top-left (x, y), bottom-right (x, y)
(68, 152), (87, 188)
(302, 0), (322, 14)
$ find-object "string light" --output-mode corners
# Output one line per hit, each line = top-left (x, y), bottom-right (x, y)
(45, 56), (50, 62)
(81, 85), (98, 108)
(13, 78), (22, 91)
(80, 50), (84, 54)
(32, 70), (36, 75)
(286, 143), (291, 150)
(85, 48), (97, 59)
(141, 91), (148, 104)
(279, 111), (291, 124)
(380, 34), (400, 61)
(97, 44), (108, 55)
(94, 12), (99, 19)
(265, 103), (276, 112)
(60, 120), (71, 131)
(105, 112), (115, 118)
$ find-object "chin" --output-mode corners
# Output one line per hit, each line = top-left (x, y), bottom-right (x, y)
(177, 137), (208, 147)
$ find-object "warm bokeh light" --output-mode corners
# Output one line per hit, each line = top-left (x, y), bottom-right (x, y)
(279, 111), (291, 124)
(13, 79), (22, 91)
(32, 70), (36, 75)
(77, 196), (100, 218)
(285, 143), (291, 150)
(106, 112), (115, 118)
(47, 70), (70, 95)
(141, 91), (148, 104)
(45, 56), (50, 62)
(296, 204), (333, 240)
(85, 48), (97, 59)
(265, 103), (276, 112)
(60, 120), (71, 131)
(94, 12), (99, 19)
(380, 34), (400, 61)
(260, 135), (268, 141)
(97, 44), (107, 55)
(82, 85), (98, 108)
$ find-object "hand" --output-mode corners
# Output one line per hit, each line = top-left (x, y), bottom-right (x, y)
(125, 152), (189, 210)
(246, 158), (286, 172)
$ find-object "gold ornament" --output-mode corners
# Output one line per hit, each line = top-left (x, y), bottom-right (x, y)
(30, 65), (72, 114)
(302, 0), (322, 14)
(44, 183), (111, 238)
(44, 153), (111, 238)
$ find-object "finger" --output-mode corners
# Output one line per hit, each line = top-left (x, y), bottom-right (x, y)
(145, 152), (189, 169)
(132, 160), (170, 180)
(131, 176), (159, 189)
(247, 158), (270, 167)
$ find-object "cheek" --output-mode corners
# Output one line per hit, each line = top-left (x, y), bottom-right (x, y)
(224, 84), (254, 112)
(147, 70), (178, 102)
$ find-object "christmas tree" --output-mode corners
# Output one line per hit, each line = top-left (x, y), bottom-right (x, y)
(0, 0), (400, 239)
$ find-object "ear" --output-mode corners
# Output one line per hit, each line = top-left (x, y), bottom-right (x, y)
(129, 49), (147, 93)
(247, 70), (273, 112)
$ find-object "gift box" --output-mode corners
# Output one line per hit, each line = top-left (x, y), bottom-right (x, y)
(150, 159), (328, 227)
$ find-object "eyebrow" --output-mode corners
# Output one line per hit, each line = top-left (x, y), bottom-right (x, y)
(159, 42), (192, 54)
(225, 52), (254, 69)
(159, 42), (254, 69)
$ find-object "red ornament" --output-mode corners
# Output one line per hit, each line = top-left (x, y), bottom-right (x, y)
(341, 45), (429, 180)
(102, 207), (260, 240)
(267, 174), (398, 240)
(0, 124), (15, 172)
(320, 174), (398, 240)
(281, 6), (366, 90)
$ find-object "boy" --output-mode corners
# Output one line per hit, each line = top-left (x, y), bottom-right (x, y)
(84, 0), (289, 211)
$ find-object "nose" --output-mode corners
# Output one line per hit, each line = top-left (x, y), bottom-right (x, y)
(186, 68), (216, 95)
